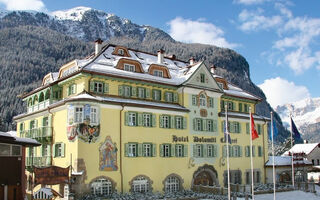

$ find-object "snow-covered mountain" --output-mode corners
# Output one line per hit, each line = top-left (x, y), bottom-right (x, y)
(276, 97), (320, 142)
(0, 7), (170, 42)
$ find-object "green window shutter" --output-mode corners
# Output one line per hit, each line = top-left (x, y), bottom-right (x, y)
(223, 145), (227, 157)
(173, 93), (178, 103)
(67, 86), (70, 96)
(152, 144), (156, 157)
(131, 87), (137, 97)
(183, 117), (187, 129)
(125, 112), (129, 126)
(240, 146), (243, 157)
(221, 100), (225, 110)
(159, 115), (164, 128)
(183, 145), (188, 157)
(160, 144), (164, 157)
(239, 103), (243, 112)
(47, 145), (51, 157)
(152, 89), (155, 100)
(53, 144), (56, 157)
(213, 145), (218, 157)
(203, 119), (208, 131)
(233, 146), (237, 157)
(175, 145), (178, 157)
(164, 92), (168, 102)
(137, 144), (142, 157)
(61, 143), (65, 157)
(203, 144), (207, 157)
(118, 85), (123, 96)
(252, 146), (255, 157)
(170, 116), (175, 129)
(152, 114), (156, 127)
(90, 81), (94, 92)
(138, 113), (143, 126)
(246, 123), (249, 134)
(104, 83), (109, 94)
(146, 88), (151, 98)
(124, 143), (129, 157)
(221, 121), (225, 132)
(213, 120), (217, 132)
(229, 122), (234, 133)
(238, 123), (241, 133)
(193, 145), (197, 158)
(170, 144), (175, 157)
(193, 118), (196, 131)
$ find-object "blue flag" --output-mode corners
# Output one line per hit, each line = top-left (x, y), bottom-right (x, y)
(268, 120), (278, 140)
(291, 118), (301, 140)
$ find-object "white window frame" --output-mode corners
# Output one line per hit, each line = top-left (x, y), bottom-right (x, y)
(163, 144), (170, 157)
(128, 113), (137, 126)
(153, 90), (161, 101)
(0, 143), (21, 157)
(128, 143), (137, 157)
(165, 176), (180, 193)
(207, 145), (213, 157)
(94, 82), (104, 93)
(138, 87), (145, 98)
(91, 178), (112, 196)
(207, 120), (213, 132)
(176, 117), (182, 129)
(176, 144), (183, 157)
(143, 143), (152, 157)
(163, 115), (170, 128)
(196, 144), (202, 157)
(143, 113), (151, 127)
(124, 86), (131, 97)
(90, 107), (98, 124)
(132, 176), (149, 193)
(153, 70), (163, 77)
(199, 94), (206, 106)
(118, 49), (124, 55)
(124, 64), (135, 72)
(165, 92), (173, 102)
(200, 73), (205, 83)
(74, 106), (83, 123)
(196, 119), (202, 131)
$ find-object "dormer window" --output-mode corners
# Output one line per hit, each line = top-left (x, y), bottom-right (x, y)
(124, 64), (135, 72)
(118, 49), (124, 56)
(153, 70), (163, 77)
(218, 82), (224, 89)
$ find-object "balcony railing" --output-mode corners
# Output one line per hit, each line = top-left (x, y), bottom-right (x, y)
(25, 127), (52, 142)
(26, 156), (51, 167)
(27, 99), (56, 113)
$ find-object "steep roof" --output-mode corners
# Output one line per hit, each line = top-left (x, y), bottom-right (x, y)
(283, 143), (320, 156)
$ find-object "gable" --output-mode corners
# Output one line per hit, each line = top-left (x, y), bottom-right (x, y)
(183, 62), (223, 92)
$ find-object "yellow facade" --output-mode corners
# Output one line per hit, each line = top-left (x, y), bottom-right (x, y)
(14, 44), (269, 198)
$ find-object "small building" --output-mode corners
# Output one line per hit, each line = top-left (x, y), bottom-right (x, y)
(0, 131), (40, 200)
(283, 142), (320, 182)
(265, 156), (312, 184)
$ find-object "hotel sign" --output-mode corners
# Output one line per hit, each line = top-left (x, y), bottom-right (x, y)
(172, 135), (216, 143)
(34, 166), (70, 185)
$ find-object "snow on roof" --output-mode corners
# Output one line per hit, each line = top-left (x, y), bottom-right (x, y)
(67, 93), (189, 111)
(6, 131), (17, 137)
(81, 45), (200, 86)
(265, 156), (312, 166)
(220, 111), (270, 121)
(0, 131), (40, 146)
(224, 83), (260, 101)
(51, 72), (59, 81)
(283, 143), (320, 156)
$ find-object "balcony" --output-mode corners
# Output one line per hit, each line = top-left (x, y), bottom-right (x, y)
(26, 156), (51, 167)
(25, 127), (52, 142)
(27, 99), (59, 113)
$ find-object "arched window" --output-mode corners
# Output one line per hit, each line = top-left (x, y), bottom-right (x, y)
(165, 176), (180, 193)
(28, 98), (33, 107)
(199, 94), (206, 106)
(132, 176), (149, 193)
(39, 92), (44, 102)
(33, 95), (38, 105)
(45, 90), (50, 100)
(90, 178), (113, 196)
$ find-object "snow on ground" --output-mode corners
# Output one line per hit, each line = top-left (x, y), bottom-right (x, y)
(236, 189), (320, 200)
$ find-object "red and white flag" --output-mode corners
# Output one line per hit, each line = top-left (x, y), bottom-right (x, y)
(250, 113), (259, 140)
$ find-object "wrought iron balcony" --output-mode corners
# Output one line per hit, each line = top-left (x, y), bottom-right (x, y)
(25, 127), (52, 142)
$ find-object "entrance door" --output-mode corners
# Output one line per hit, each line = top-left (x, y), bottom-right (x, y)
(194, 171), (214, 186)
(7, 185), (20, 200)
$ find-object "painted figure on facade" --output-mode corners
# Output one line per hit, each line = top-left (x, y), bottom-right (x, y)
(67, 104), (100, 143)
(99, 136), (118, 171)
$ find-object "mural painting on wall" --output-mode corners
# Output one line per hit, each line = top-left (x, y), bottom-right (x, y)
(99, 136), (118, 171)
(67, 104), (100, 143)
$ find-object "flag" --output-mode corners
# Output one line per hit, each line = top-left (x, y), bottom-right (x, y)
(250, 113), (259, 140)
(291, 118), (301, 140)
(268, 119), (278, 140)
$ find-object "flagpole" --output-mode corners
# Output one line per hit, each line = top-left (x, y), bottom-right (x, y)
(290, 114), (295, 188)
(271, 112), (276, 200)
(249, 107), (255, 200)
(225, 105), (231, 200)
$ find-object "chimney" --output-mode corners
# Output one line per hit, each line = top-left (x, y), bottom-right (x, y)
(304, 140), (309, 144)
(170, 54), (176, 60)
(210, 65), (217, 74)
(95, 38), (103, 55)
(189, 57), (195, 65)
(157, 49), (165, 64)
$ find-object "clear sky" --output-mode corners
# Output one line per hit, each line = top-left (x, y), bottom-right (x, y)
(1, 0), (320, 108)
